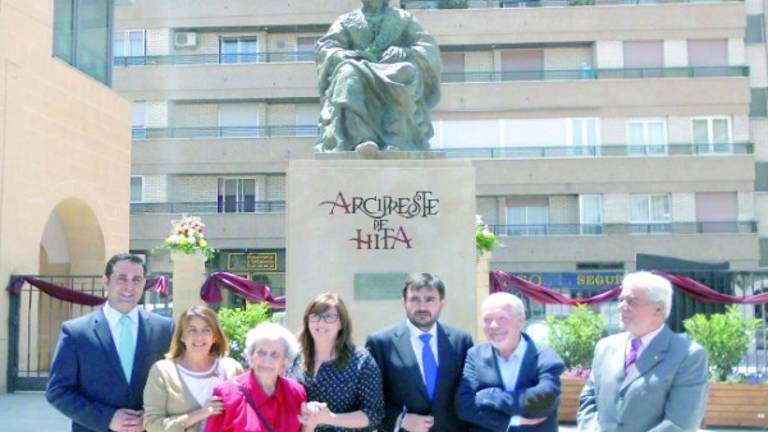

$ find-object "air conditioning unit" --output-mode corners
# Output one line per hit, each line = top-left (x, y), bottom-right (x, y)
(174, 32), (197, 48)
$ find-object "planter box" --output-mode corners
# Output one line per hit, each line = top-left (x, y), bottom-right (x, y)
(703, 383), (768, 428)
(559, 376), (587, 422)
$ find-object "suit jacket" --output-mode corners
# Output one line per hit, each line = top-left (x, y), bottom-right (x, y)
(143, 357), (244, 432)
(365, 321), (473, 432)
(455, 333), (564, 432)
(577, 326), (709, 432)
(46, 308), (174, 432)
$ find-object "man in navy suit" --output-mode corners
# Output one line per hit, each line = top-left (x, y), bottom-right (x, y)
(366, 273), (473, 432)
(46, 253), (174, 432)
(456, 292), (564, 432)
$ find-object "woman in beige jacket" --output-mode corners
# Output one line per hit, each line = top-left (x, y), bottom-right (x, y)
(144, 305), (244, 432)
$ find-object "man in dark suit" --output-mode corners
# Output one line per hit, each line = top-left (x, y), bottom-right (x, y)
(456, 292), (564, 432)
(366, 273), (473, 432)
(46, 253), (174, 432)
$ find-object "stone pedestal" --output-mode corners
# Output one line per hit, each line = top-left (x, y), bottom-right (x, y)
(286, 158), (477, 343)
(171, 251), (206, 322)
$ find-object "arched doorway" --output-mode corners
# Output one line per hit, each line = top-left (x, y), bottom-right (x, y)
(21, 199), (106, 376)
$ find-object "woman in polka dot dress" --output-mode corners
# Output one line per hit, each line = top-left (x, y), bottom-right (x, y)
(288, 292), (384, 432)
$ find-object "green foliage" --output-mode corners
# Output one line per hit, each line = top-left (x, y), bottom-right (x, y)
(438, 0), (469, 9)
(546, 304), (606, 369)
(683, 305), (760, 382)
(476, 215), (502, 254)
(218, 303), (275, 365)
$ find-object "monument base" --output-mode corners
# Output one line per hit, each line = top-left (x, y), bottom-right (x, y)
(286, 158), (478, 343)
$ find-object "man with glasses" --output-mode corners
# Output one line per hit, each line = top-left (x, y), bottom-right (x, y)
(577, 271), (710, 432)
(47, 253), (174, 432)
(366, 273), (473, 432)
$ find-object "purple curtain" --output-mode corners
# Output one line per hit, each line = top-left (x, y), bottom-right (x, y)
(6, 275), (169, 306)
(200, 272), (285, 309)
(491, 270), (768, 305)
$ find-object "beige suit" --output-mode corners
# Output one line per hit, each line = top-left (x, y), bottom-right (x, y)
(143, 357), (243, 432)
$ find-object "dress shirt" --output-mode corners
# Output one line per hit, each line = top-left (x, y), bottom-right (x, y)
(625, 324), (664, 372)
(406, 319), (439, 381)
(103, 302), (139, 354)
(494, 336), (527, 428)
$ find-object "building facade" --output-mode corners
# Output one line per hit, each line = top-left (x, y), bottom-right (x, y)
(114, 0), (768, 296)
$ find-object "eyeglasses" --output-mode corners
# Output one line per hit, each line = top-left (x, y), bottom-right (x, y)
(308, 313), (339, 323)
(253, 349), (284, 361)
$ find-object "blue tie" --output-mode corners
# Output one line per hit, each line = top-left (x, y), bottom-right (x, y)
(419, 333), (438, 400)
(118, 315), (134, 382)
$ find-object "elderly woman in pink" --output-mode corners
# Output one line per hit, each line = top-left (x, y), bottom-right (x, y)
(204, 322), (307, 432)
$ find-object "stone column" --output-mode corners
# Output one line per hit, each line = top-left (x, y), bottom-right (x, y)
(171, 251), (206, 322)
(475, 251), (491, 342)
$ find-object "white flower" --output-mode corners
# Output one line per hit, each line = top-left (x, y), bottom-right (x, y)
(476, 214), (484, 226)
(169, 234), (180, 243)
(188, 235), (197, 244)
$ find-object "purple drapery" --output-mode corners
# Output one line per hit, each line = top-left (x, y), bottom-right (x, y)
(6, 275), (169, 306)
(491, 270), (768, 305)
(200, 272), (285, 309)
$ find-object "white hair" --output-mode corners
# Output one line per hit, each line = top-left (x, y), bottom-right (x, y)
(482, 292), (526, 317)
(244, 322), (299, 365)
(622, 271), (673, 318)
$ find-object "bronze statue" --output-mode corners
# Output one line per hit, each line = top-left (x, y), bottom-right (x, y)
(315, 0), (442, 154)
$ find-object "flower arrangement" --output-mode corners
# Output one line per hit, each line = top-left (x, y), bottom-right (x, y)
(476, 215), (501, 254)
(162, 215), (216, 261)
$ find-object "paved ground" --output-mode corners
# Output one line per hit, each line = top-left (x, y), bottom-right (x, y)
(0, 392), (759, 432)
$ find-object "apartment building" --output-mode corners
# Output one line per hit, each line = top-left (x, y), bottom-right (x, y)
(114, 0), (768, 297)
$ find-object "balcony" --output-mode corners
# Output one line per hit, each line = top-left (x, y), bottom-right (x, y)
(132, 125), (319, 140)
(130, 212), (286, 250)
(439, 143), (754, 159)
(130, 201), (286, 214)
(489, 221), (758, 236)
(114, 51), (314, 67)
(401, 0), (742, 9)
(441, 66), (748, 83)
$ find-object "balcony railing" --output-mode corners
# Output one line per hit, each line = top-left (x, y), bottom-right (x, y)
(114, 51), (314, 67)
(488, 221), (758, 236)
(439, 142), (754, 158)
(401, 0), (742, 9)
(132, 125), (319, 140)
(130, 201), (286, 214)
(441, 66), (748, 82)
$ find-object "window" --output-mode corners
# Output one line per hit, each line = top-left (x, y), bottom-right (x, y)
(506, 198), (548, 236)
(441, 53), (465, 82)
(566, 118), (600, 156)
(623, 40), (663, 77)
(688, 39), (728, 70)
(53, 0), (113, 85)
(295, 105), (319, 136)
(692, 117), (731, 154)
(695, 192), (738, 233)
(579, 194), (603, 234)
(626, 119), (667, 155)
(113, 30), (145, 57)
(220, 37), (258, 64)
(630, 194), (671, 233)
(130, 176), (144, 203)
(217, 178), (259, 213)
(132, 101), (146, 139)
(501, 49), (543, 80)
(218, 103), (259, 137)
(297, 36), (320, 61)
(746, 15), (766, 44)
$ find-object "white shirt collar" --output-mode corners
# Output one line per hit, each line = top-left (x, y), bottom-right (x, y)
(103, 301), (139, 325)
(496, 335), (527, 362)
(406, 319), (437, 340)
(637, 323), (664, 347)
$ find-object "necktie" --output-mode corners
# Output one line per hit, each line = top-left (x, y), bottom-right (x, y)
(624, 337), (642, 374)
(118, 315), (135, 382)
(419, 333), (438, 400)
